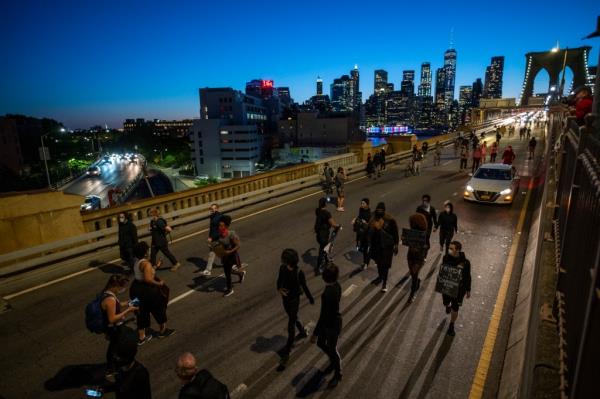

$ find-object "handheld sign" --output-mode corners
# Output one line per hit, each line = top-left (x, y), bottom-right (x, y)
(401, 228), (427, 248)
(435, 263), (463, 298)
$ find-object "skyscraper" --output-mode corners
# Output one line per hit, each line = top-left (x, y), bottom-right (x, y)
(330, 75), (352, 112)
(483, 56), (504, 99)
(374, 69), (388, 95)
(472, 78), (483, 107)
(435, 67), (447, 110)
(349, 65), (361, 112)
(418, 62), (432, 97)
(458, 85), (473, 124)
(443, 48), (457, 109)
(401, 70), (415, 98)
(316, 76), (323, 96)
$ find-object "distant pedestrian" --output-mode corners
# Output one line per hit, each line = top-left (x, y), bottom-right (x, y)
(490, 142), (498, 162)
(406, 213), (427, 302)
(379, 149), (386, 171)
(322, 163), (334, 197)
(496, 130), (502, 144)
(526, 127), (531, 139)
(502, 145), (516, 165)
(176, 352), (230, 399)
(433, 141), (442, 166)
(471, 145), (482, 173)
(310, 265), (343, 388)
(459, 146), (469, 171)
(422, 141), (429, 156)
(149, 207), (181, 272)
(438, 201), (458, 254)
(217, 215), (246, 297)
(277, 249), (314, 364)
(373, 152), (381, 178)
(353, 198), (372, 270)
(334, 167), (346, 212)
(314, 198), (340, 274)
(440, 241), (472, 336)
(519, 127), (525, 140)
(412, 149), (423, 175)
(480, 142), (487, 163)
(202, 204), (222, 276)
(131, 241), (174, 345)
(365, 153), (375, 179)
(118, 212), (138, 271)
(528, 137), (537, 160)
(416, 194), (438, 259)
(368, 202), (399, 293)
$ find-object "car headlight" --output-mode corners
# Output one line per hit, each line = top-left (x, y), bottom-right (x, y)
(500, 188), (512, 195)
(466, 185), (474, 193)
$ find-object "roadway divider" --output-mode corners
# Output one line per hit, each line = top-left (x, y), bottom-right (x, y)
(0, 119), (513, 278)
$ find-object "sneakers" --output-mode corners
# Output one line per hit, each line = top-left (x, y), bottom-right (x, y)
(297, 327), (310, 339)
(170, 262), (181, 272)
(239, 271), (247, 284)
(224, 289), (234, 297)
(447, 322), (456, 336)
(157, 328), (176, 339)
(200, 269), (212, 276)
(381, 287), (388, 293)
(137, 335), (152, 346)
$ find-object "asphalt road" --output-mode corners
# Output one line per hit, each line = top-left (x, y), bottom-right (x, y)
(63, 156), (143, 206)
(0, 118), (545, 399)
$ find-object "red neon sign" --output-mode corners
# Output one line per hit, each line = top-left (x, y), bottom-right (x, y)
(261, 80), (273, 88)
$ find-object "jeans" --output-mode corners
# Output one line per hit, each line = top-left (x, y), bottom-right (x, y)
(223, 254), (242, 291)
(150, 243), (178, 266)
(283, 297), (304, 352)
(317, 327), (342, 377)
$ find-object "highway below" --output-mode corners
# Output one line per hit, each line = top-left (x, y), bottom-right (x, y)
(0, 118), (544, 399)
(63, 155), (143, 207)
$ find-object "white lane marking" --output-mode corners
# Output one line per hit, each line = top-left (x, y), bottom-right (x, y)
(442, 160), (452, 166)
(231, 383), (248, 397)
(342, 284), (358, 297)
(168, 273), (225, 305)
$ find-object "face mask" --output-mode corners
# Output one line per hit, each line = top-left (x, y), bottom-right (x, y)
(119, 217), (125, 223)
(375, 210), (384, 218)
(423, 201), (430, 207)
(218, 226), (228, 237)
(118, 287), (127, 294)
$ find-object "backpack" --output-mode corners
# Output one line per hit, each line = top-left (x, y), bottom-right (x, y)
(85, 292), (111, 334)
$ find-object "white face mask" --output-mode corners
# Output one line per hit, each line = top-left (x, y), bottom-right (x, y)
(119, 217), (125, 223)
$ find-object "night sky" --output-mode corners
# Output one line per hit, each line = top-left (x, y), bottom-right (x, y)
(1, 0), (598, 128)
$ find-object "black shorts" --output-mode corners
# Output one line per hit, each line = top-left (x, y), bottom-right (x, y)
(442, 294), (464, 312)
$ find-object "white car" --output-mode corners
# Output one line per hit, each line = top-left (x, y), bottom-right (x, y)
(464, 163), (520, 205)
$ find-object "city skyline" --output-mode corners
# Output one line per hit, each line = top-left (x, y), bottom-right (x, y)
(0, 0), (598, 128)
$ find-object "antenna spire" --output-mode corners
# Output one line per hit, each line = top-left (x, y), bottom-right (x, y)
(449, 27), (455, 49)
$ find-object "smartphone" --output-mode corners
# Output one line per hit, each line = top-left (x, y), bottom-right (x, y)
(129, 298), (140, 307)
(85, 387), (103, 397)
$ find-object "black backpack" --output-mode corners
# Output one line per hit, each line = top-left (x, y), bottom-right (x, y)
(85, 292), (111, 334)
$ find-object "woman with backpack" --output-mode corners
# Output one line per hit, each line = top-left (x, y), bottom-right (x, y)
(352, 198), (371, 270)
(335, 167), (346, 212)
(368, 202), (399, 293)
(131, 241), (175, 345)
(100, 274), (138, 374)
(149, 207), (181, 272)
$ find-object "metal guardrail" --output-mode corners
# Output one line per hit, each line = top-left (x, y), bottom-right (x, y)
(554, 115), (600, 398)
(0, 120), (511, 278)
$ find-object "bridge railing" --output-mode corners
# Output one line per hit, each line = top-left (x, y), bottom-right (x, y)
(553, 113), (600, 398)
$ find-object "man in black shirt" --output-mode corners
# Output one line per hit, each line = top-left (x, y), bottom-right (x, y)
(118, 212), (138, 271)
(149, 207), (181, 271)
(311, 265), (343, 388)
(315, 197), (340, 274)
(277, 249), (314, 366)
(110, 332), (152, 399)
(176, 352), (230, 399)
(416, 194), (439, 259)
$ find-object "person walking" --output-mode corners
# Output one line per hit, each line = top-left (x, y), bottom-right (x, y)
(118, 212), (138, 271)
(314, 198), (340, 275)
(335, 167), (346, 212)
(459, 145), (469, 171)
(130, 241), (175, 345)
(373, 151), (381, 178)
(416, 194), (438, 260)
(433, 141), (442, 166)
(322, 163), (334, 198)
(471, 145), (482, 173)
(490, 142), (498, 162)
(217, 215), (246, 297)
(277, 248), (314, 365)
(101, 275), (138, 375)
(406, 213), (427, 302)
(438, 201), (458, 254)
(480, 141), (487, 163)
(495, 130), (502, 145)
(368, 202), (399, 293)
(310, 265), (343, 388)
(502, 145), (516, 165)
(528, 137), (537, 160)
(202, 204), (222, 276)
(365, 153), (375, 179)
(412, 148), (423, 175)
(176, 352), (230, 398)
(440, 241), (472, 336)
(353, 198), (372, 270)
(149, 208), (181, 272)
(380, 148), (386, 171)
